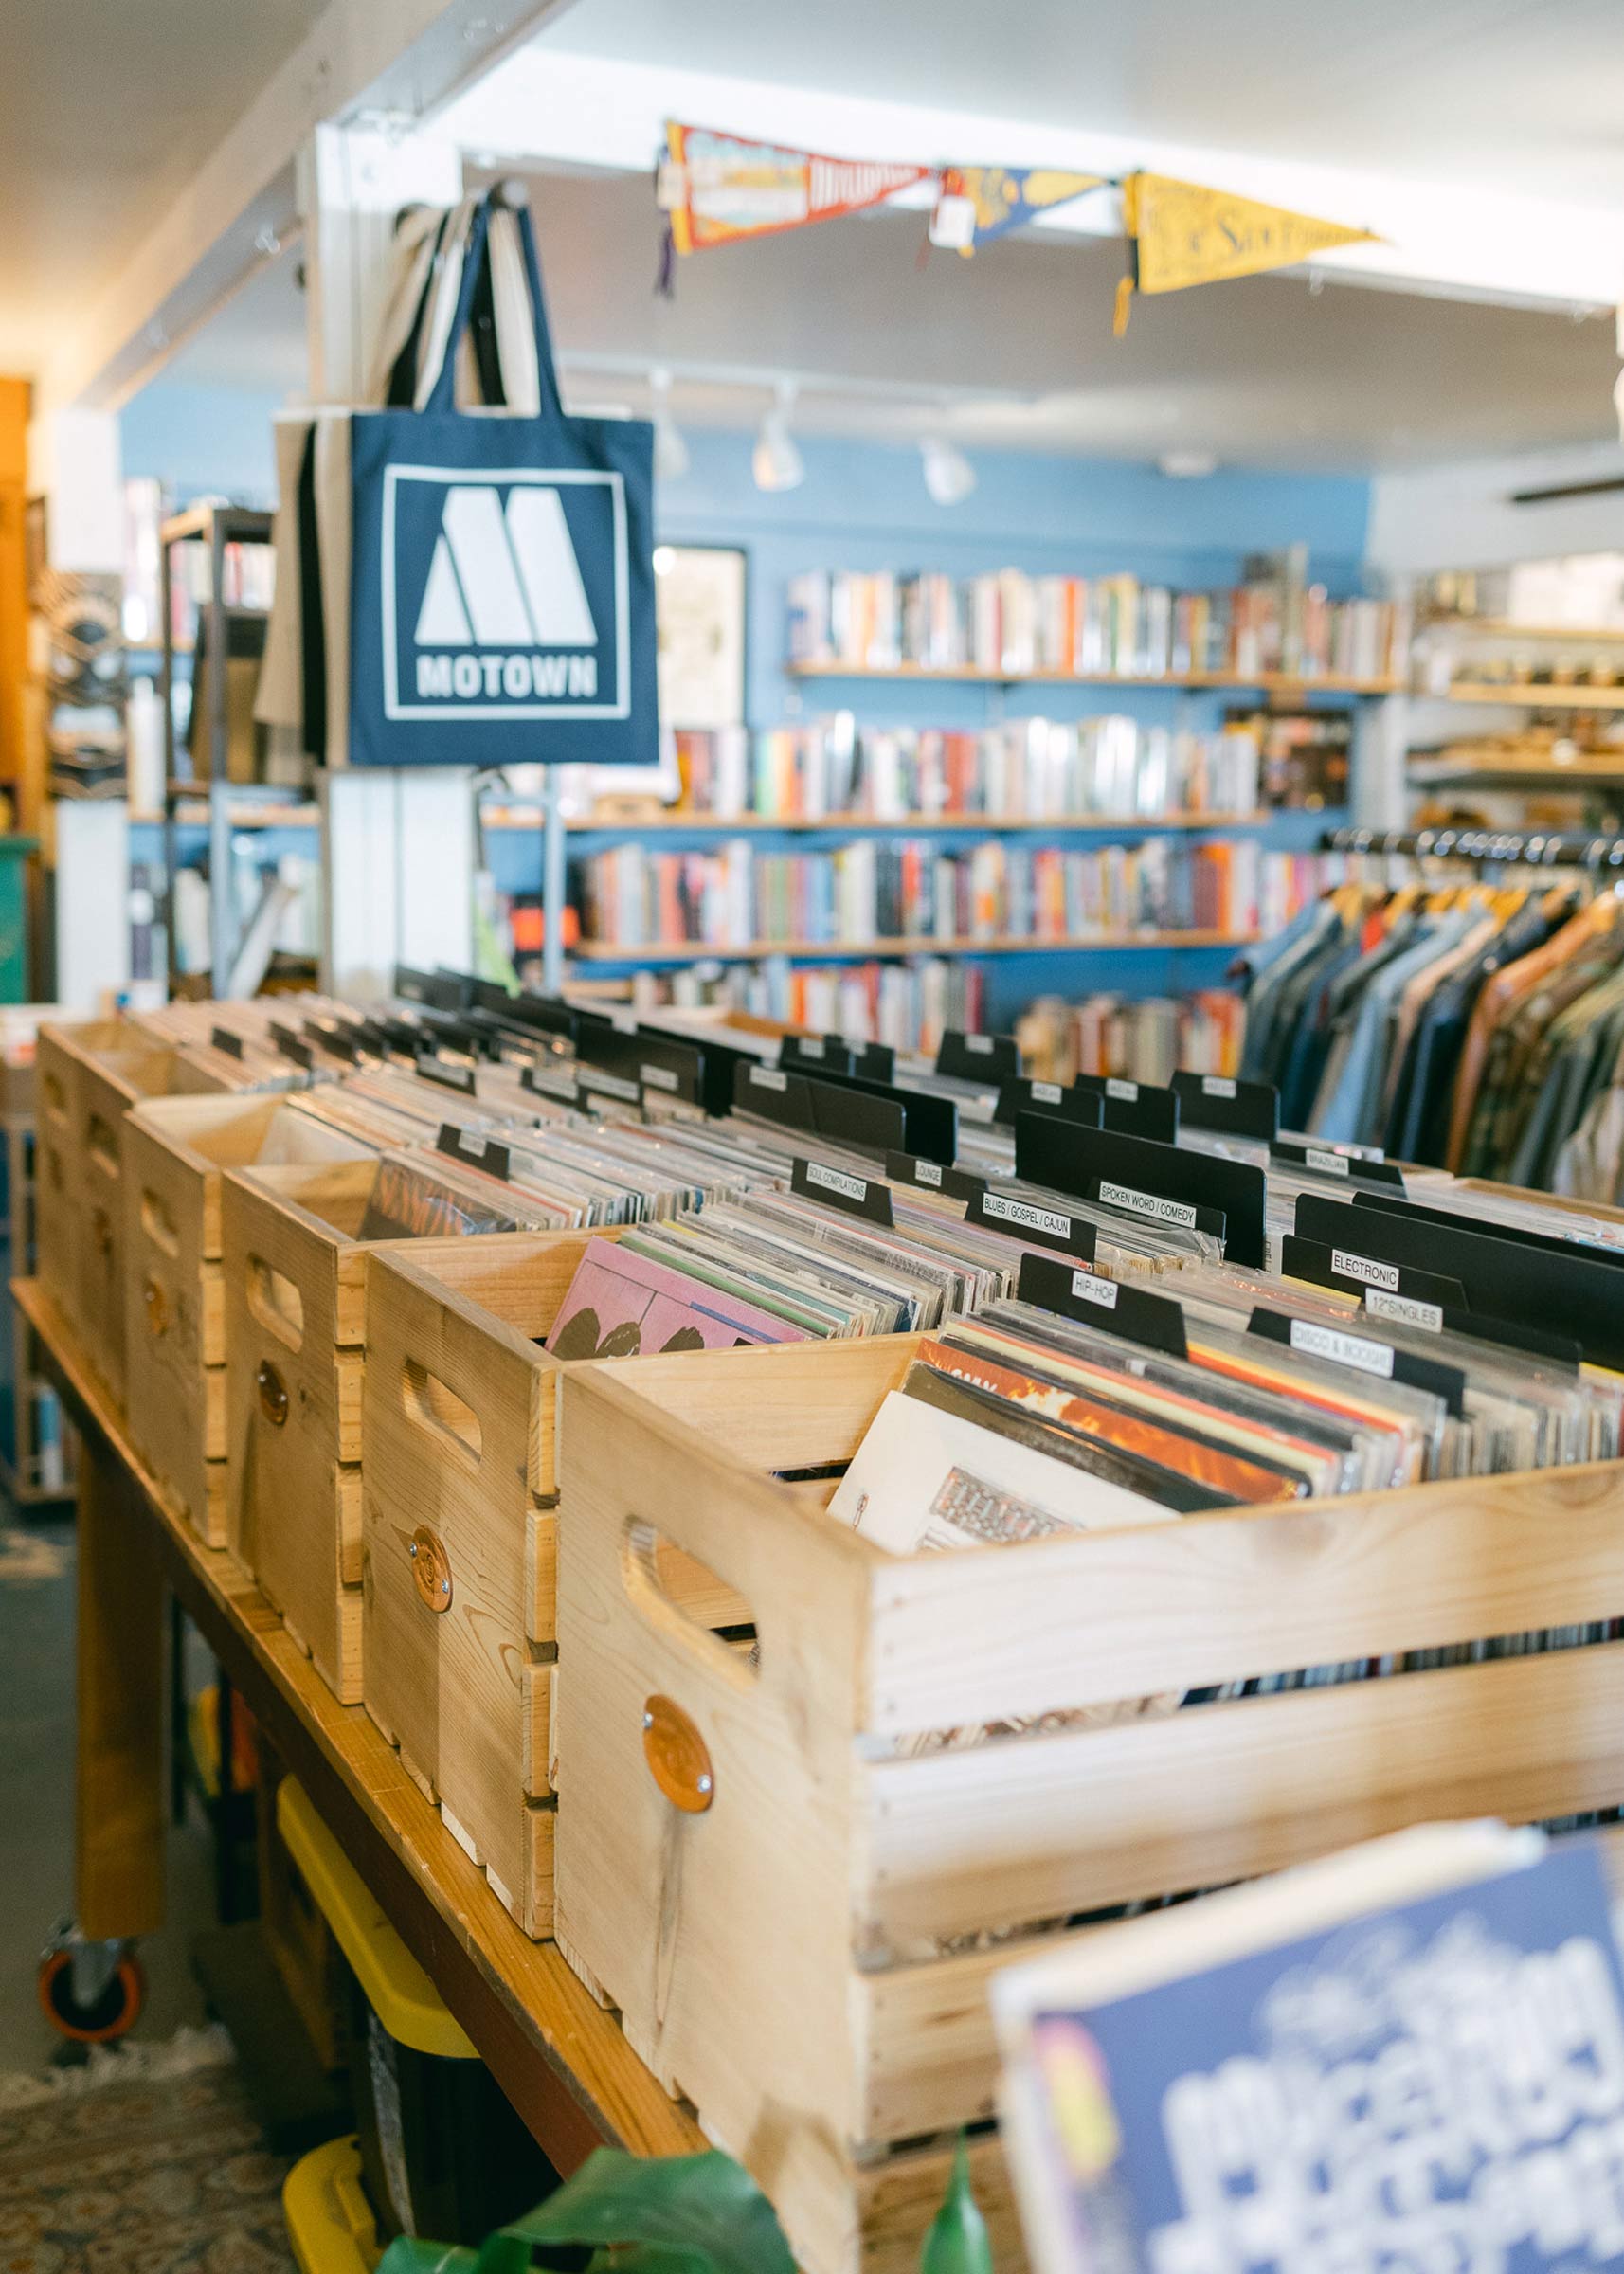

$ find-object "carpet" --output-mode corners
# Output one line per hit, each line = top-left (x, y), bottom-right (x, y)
(0, 2027), (297, 2273)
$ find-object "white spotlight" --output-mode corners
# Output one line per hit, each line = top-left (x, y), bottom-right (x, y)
(752, 379), (805, 492)
(650, 366), (689, 481)
(920, 435), (976, 506)
(1159, 450), (1219, 479)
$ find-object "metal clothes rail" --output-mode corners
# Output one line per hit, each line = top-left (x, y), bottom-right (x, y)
(1322, 825), (1624, 872)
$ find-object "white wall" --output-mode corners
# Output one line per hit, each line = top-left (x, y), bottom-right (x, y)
(1366, 440), (1624, 577)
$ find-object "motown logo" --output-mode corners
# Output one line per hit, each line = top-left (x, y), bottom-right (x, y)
(382, 465), (629, 720)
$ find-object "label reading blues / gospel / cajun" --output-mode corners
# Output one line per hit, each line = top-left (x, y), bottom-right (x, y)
(1070, 1270), (1119, 1310)
(806, 1162), (867, 1205)
(1098, 1180), (1198, 1230)
(1306, 1147), (1353, 1177)
(1366, 1287), (1444, 1332)
(983, 1193), (1072, 1239)
(750, 1065), (787, 1092)
(1290, 1317), (1395, 1378)
(1331, 1248), (1399, 1291)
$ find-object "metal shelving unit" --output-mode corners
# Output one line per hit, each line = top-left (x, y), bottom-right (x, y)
(158, 504), (275, 997)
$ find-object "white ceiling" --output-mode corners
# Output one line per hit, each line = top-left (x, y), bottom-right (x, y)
(0, 0), (327, 379)
(540, 0), (1624, 207)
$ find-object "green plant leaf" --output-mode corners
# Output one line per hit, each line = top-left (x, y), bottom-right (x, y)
(501, 2148), (795, 2274)
(919, 2136), (993, 2274)
(376, 2243), (481, 2274)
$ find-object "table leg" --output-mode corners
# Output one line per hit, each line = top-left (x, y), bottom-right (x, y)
(76, 1430), (165, 1940)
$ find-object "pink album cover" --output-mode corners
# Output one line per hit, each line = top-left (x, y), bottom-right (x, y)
(545, 1237), (809, 1361)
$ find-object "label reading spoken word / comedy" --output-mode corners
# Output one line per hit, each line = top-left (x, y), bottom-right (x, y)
(640, 1064), (679, 1092)
(1071, 1270), (1119, 1310)
(750, 1065), (787, 1092)
(1289, 1317), (1395, 1379)
(1202, 1075), (1237, 1099)
(1365, 1288), (1443, 1333)
(1306, 1147), (1353, 1177)
(806, 1162), (867, 1204)
(983, 1192), (1071, 1239)
(1106, 1077), (1139, 1101)
(1099, 1179), (1198, 1230)
(1331, 1249), (1399, 1292)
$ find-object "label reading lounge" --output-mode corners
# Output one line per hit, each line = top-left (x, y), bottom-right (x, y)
(983, 1193), (1072, 1239)
(1366, 1288), (1443, 1332)
(1071, 1270), (1118, 1309)
(1099, 1179), (1198, 1230)
(916, 1159), (943, 1186)
(806, 1163), (868, 1204)
(1331, 1249), (1399, 1292)
(1290, 1318), (1395, 1379)
(1306, 1147), (1352, 1178)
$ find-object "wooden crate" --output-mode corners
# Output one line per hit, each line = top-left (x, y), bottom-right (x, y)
(553, 1337), (1624, 2274)
(361, 1230), (744, 1940)
(37, 1018), (226, 1400)
(123, 1095), (377, 1546)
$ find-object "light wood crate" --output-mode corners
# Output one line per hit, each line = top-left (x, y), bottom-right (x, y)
(37, 1018), (227, 1401)
(553, 1336), (1624, 2274)
(360, 1231), (745, 1940)
(123, 1096), (377, 1546)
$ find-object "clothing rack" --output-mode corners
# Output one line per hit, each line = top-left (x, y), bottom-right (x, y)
(1321, 825), (1624, 873)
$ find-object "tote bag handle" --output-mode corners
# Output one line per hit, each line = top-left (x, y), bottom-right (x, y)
(423, 191), (566, 423)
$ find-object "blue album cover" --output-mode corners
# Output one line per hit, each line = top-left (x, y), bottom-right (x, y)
(1028, 1841), (1624, 2272)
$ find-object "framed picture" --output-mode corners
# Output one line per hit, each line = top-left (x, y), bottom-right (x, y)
(656, 544), (748, 730)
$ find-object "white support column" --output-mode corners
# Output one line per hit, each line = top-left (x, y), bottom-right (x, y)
(301, 122), (478, 998)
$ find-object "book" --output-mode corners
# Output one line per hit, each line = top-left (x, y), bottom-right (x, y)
(544, 1236), (807, 1359)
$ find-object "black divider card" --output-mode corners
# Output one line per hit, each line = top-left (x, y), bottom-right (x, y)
(1272, 1139), (1406, 1192)
(1278, 1234), (1466, 1313)
(1352, 1185), (1624, 1271)
(521, 1058), (583, 1108)
(639, 1021), (759, 1119)
(415, 1049), (478, 1094)
(771, 1060), (956, 1164)
(1074, 1074), (1180, 1144)
(965, 1187), (1097, 1262)
(1294, 1192), (1624, 1370)
(472, 983), (578, 1043)
(1015, 1115), (1253, 1263)
(1361, 1290), (1581, 1368)
(781, 1034), (854, 1076)
(575, 1024), (702, 1109)
(436, 1124), (511, 1181)
(394, 965), (467, 1012)
(1170, 1072), (1280, 1143)
(209, 1025), (244, 1059)
(317, 1026), (360, 1065)
(790, 1155), (895, 1226)
(270, 1022), (313, 1068)
(852, 1041), (895, 1083)
(733, 1060), (904, 1155)
(1247, 1307), (1467, 1418)
(995, 1078), (1102, 1129)
(937, 1029), (1020, 1085)
(1017, 1251), (1188, 1359)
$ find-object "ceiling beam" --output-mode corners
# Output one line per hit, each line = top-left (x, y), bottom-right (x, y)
(36, 0), (585, 416)
(442, 45), (1624, 315)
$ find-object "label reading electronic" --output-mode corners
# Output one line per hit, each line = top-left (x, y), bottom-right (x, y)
(1366, 1288), (1443, 1332)
(1099, 1179), (1198, 1230)
(1331, 1249), (1399, 1291)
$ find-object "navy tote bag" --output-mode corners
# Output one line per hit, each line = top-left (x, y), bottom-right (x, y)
(346, 197), (659, 768)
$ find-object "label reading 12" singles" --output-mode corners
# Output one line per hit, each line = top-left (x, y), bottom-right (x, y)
(1289, 1317), (1395, 1379)
(1071, 1270), (1119, 1309)
(1098, 1179), (1198, 1230)
(1331, 1249), (1399, 1292)
(1365, 1288), (1444, 1332)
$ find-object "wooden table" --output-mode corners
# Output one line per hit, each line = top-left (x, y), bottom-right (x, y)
(15, 1275), (701, 2174)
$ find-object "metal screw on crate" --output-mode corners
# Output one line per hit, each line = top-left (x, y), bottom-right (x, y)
(641, 1693), (715, 1813)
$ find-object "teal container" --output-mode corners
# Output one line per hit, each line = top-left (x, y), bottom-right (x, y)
(0, 838), (36, 1002)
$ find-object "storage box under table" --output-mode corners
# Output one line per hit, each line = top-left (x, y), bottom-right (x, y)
(552, 1336), (1624, 2274)
(360, 1231), (749, 1940)
(123, 1094), (378, 1545)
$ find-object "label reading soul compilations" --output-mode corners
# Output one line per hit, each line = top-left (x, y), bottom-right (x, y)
(640, 1063), (679, 1092)
(1071, 1270), (1119, 1309)
(1331, 1249), (1399, 1292)
(1306, 1148), (1353, 1178)
(1098, 1179), (1198, 1230)
(806, 1162), (867, 1204)
(1290, 1318), (1395, 1379)
(1202, 1075), (1237, 1099)
(1366, 1288), (1444, 1332)
(983, 1193), (1072, 1239)
(750, 1066), (788, 1092)
(1106, 1077), (1139, 1101)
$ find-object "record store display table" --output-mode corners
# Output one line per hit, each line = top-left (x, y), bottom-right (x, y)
(13, 1273), (701, 2175)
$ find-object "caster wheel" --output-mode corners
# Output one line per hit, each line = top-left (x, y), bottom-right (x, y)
(37, 1945), (145, 2043)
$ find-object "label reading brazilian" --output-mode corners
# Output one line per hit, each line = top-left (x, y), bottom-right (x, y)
(1306, 1147), (1352, 1177)
(1099, 1179), (1198, 1230)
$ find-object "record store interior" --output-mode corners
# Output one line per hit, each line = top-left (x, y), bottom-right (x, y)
(5, 5), (1624, 2271)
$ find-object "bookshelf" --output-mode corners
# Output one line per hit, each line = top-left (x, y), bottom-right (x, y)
(562, 809), (1294, 834)
(571, 929), (1259, 966)
(1440, 683), (1624, 709)
(787, 663), (1403, 696)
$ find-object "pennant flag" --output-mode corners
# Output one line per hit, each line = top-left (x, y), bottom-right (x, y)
(1128, 171), (1376, 298)
(660, 122), (933, 255)
(930, 166), (1105, 255)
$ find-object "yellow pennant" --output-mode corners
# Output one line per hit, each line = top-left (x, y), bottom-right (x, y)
(1129, 171), (1376, 297)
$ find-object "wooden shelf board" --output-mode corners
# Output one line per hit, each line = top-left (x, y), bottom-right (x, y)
(12, 1274), (700, 2174)
(1409, 758), (1624, 789)
(1422, 620), (1624, 642)
(786, 662), (1403, 695)
(557, 809), (1293, 835)
(570, 930), (1257, 965)
(1441, 684), (1624, 709)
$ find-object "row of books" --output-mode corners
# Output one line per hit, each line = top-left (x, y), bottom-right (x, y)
(657, 953), (987, 1058)
(1017, 989), (1246, 1087)
(673, 715), (1282, 821)
(573, 840), (1326, 950)
(787, 559), (1410, 684)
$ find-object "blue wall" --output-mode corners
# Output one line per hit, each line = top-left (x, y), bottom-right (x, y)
(120, 382), (283, 509)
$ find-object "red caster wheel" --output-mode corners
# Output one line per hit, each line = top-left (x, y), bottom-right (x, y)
(37, 1925), (145, 2044)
